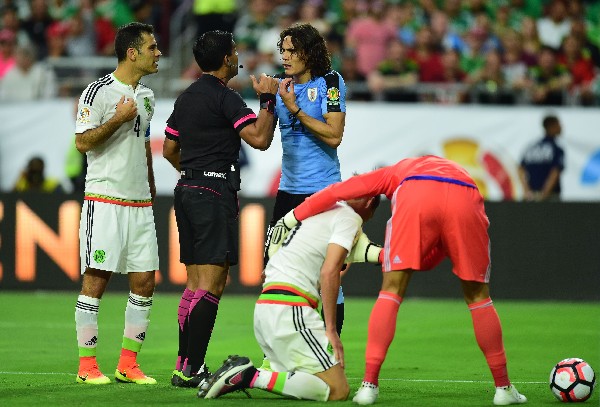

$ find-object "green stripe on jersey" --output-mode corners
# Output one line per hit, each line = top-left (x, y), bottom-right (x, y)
(258, 293), (311, 306)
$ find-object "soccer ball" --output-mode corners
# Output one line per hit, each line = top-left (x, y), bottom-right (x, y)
(549, 358), (596, 402)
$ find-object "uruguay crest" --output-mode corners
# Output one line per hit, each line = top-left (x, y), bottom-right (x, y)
(307, 87), (317, 102)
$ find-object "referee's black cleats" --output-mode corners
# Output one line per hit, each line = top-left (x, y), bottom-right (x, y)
(198, 355), (255, 399)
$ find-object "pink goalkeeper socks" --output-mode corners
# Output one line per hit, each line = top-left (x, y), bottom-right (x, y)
(364, 291), (403, 385)
(469, 298), (509, 387)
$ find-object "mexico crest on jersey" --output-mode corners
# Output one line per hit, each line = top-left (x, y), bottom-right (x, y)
(77, 107), (91, 123)
(307, 87), (318, 102)
(143, 97), (152, 115)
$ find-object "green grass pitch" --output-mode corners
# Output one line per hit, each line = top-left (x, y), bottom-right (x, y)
(0, 292), (598, 406)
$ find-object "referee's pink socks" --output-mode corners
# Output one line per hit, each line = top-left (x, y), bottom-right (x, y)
(364, 291), (403, 385)
(469, 298), (509, 387)
(175, 288), (194, 371)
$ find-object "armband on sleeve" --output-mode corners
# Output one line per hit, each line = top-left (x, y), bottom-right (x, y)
(259, 93), (276, 114)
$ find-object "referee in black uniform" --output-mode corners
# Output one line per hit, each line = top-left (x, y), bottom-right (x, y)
(163, 30), (278, 387)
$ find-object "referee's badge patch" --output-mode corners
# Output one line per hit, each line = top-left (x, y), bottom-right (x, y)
(77, 107), (91, 123)
(307, 87), (317, 102)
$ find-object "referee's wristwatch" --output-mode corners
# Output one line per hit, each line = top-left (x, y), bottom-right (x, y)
(260, 93), (276, 114)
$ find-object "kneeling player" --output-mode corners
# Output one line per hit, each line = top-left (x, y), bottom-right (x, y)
(198, 196), (381, 400)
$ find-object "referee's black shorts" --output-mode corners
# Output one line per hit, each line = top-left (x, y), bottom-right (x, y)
(174, 178), (239, 266)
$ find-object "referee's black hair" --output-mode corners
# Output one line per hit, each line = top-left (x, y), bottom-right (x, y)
(278, 23), (331, 78)
(193, 30), (234, 72)
(115, 22), (154, 62)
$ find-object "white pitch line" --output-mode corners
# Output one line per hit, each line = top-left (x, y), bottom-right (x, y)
(0, 371), (546, 384)
(376, 378), (547, 384)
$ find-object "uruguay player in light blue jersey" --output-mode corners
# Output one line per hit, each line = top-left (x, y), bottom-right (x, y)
(263, 23), (348, 340)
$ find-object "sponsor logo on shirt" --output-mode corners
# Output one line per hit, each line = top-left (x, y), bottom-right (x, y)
(203, 171), (226, 179)
(307, 87), (317, 102)
(77, 107), (91, 123)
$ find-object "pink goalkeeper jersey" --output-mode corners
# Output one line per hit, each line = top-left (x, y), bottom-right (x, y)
(294, 155), (477, 221)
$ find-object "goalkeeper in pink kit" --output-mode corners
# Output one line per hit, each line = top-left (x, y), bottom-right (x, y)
(270, 155), (527, 406)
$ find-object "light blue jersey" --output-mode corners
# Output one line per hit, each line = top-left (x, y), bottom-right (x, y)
(275, 71), (346, 194)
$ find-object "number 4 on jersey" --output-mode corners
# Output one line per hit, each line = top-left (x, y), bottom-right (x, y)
(134, 115), (141, 137)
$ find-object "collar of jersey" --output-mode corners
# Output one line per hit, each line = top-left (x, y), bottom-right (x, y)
(202, 73), (226, 86)
(292, 77), (315, 89)
(110, 72), (137, 90)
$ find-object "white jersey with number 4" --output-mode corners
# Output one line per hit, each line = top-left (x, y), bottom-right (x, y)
(264, 203), (363, 300)
(76, 73), (155, 203)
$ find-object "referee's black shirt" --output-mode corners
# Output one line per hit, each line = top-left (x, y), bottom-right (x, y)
(165, 74), (257, 172)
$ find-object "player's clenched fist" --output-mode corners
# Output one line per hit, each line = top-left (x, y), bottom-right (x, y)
(114, 95), (138, 124)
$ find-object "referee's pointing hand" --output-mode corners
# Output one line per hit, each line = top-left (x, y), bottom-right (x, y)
(251, 73), (278, 95)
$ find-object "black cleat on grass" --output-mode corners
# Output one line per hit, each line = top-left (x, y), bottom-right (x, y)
(198, 355), (255, 399)
(171, 364), (210, 388)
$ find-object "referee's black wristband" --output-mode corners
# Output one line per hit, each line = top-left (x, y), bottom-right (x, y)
(292, 107), (302, 117)
(259, 93), (276, 114)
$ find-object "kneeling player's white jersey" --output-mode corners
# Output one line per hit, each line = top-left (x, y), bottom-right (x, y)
(76, 73), (155, 203)
(264, 203), (362, 300)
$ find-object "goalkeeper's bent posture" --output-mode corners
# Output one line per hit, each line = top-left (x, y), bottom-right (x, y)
(273, 155), (528, 406)
(199, 196), (380, 401)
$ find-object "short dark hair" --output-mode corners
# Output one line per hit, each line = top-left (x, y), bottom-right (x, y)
(114, 22), (154, 62)
(193, 30), (234, 71)
(543, 114), (559, 130)
(278, 23), (331, 77)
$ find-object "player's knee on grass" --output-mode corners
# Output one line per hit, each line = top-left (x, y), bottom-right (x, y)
(329, 382), (350, 401)
(317, 364), (350, 401)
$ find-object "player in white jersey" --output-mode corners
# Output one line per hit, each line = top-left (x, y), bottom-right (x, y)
(73, 22), (161, 386)
(198, 196), (381, 401)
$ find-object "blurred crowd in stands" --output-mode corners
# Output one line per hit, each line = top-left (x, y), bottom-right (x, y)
(1, 0), (600, 105)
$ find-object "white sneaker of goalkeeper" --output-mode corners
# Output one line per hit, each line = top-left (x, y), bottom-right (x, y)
(352, 382), (526, 405)
(353, 381), (379, 405)
(493, 385), (527, 405)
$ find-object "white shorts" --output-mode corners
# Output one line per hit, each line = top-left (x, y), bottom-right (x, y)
(79, 200), (159, 274)
(254, 303), (338, 374)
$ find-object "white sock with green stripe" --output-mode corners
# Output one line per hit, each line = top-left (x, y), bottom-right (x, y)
(251, 370), (330, 401)
(75, 295), (100, 357)
(121, 292), (152, 353)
